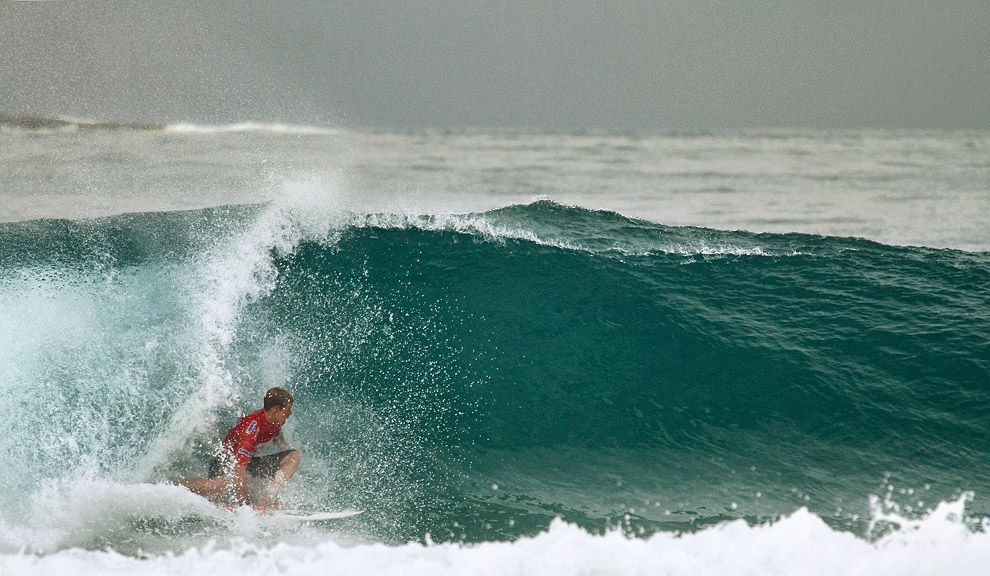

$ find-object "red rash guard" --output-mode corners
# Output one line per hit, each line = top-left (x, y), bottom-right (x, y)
(221, 409), (282, 466)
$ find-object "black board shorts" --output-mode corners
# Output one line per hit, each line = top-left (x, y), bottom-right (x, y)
(208, 449), (298, 479)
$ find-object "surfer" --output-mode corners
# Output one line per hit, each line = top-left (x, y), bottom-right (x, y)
(177, 386), (300, 509)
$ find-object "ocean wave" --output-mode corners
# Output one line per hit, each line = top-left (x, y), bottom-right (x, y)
(1, 200), (988, 556)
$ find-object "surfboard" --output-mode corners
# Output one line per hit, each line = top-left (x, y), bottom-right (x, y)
(264, 509), (363, 521)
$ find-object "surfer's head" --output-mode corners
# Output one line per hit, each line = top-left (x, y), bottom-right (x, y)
(264, 387), (294, 425)
(264, 386), (293, 410)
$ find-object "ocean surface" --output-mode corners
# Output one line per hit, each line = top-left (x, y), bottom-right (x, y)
(1, 120), (989, 574)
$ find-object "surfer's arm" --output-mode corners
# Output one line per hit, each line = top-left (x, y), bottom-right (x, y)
(231, 464), (249, 504)
(272, 431), (293, 450)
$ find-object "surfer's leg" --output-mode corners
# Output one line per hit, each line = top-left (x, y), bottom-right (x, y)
(248, 450), (300, 508)
(246, 450), (300, 480)
(176, 476), (227, 497)
(276, 450), (300, 481)
(177, 454), (236, 499)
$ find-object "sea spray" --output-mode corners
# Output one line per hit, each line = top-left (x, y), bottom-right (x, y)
(132, 177), (352, 480)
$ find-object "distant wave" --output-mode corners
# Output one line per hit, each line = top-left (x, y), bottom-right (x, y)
(164, 121), (343, 136)
(0, 114), (163, 132)
(0, 114), (342, 136)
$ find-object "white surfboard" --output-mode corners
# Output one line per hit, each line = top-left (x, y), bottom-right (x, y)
(264, 509), (363, 521)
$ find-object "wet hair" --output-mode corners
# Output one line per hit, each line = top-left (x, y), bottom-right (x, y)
(263, 386), (293, 410)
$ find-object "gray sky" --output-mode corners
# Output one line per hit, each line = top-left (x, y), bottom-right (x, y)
(1, 0), (987, 131)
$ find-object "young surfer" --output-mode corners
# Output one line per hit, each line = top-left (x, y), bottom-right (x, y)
(177, 386), (300, 509)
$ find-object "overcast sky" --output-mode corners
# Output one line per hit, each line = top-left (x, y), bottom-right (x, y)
(1, 1), (987, 131)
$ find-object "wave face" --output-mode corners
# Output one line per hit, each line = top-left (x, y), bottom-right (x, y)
(1, 200), (989, 556)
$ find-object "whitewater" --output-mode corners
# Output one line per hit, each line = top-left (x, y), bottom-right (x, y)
(1, 122), (989, 575)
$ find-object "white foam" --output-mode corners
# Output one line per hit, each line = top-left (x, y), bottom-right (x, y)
(4, 495), (989, 576)
(6, 481), (219, 554)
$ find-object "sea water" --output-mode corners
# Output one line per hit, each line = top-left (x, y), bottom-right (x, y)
(1, 121), (989, 574)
